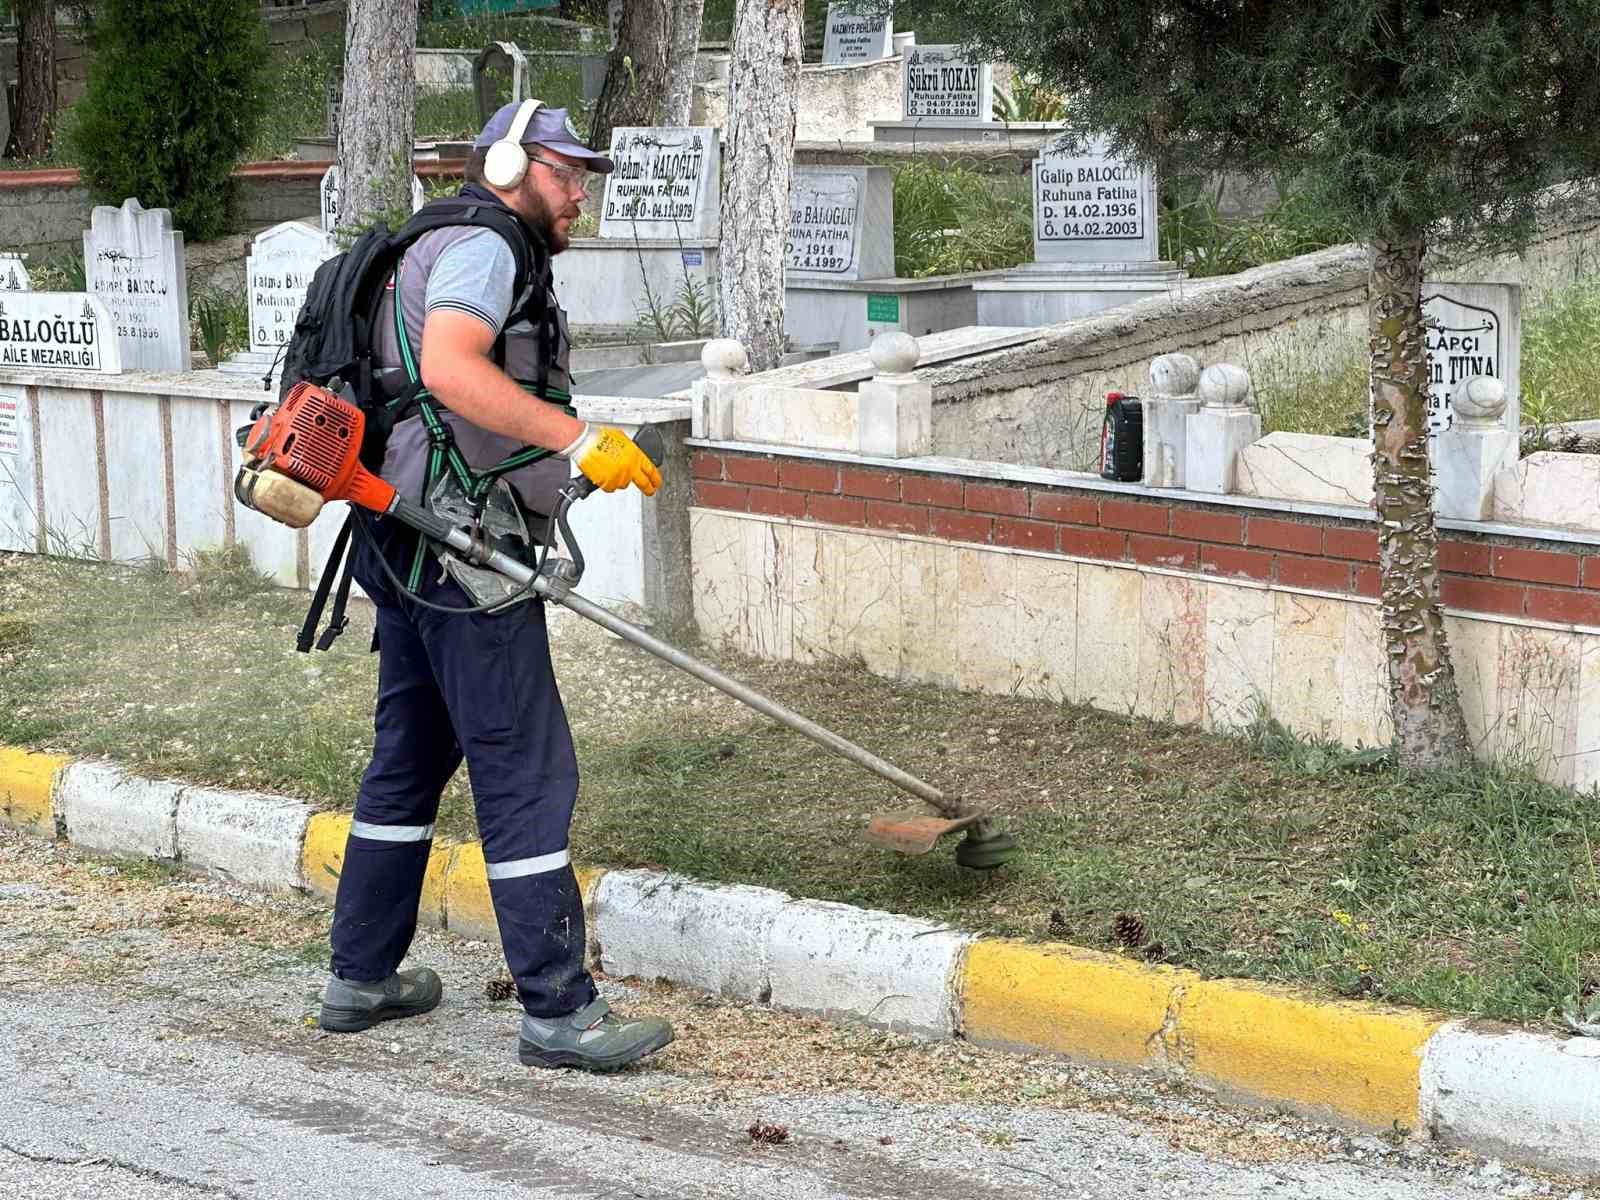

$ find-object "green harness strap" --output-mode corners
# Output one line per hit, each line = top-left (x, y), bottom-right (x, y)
(390, 263), (576, 590)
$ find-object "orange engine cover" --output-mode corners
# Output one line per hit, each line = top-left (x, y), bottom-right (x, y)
(242, 382), (396, 514)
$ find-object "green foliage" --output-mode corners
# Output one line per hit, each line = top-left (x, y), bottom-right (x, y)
(892, 159), (1031, 277)
(1520, 274), (1600, 436)
(992, 75), (1067, 123)
(71, 0), (268, 242)
(1159, 182), (1358, 279)
(900, 0), (1600, 253)
(248, 37), (342, 161)
(417, 10), (590, 51)
(189, 287), (249, 366)
(28, 250), (86, 292)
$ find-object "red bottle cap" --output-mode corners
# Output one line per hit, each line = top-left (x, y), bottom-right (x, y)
(1105, 391), (1124, 406)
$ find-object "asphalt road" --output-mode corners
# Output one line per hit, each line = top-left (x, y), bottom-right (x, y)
(0, 828), (1584, 1200)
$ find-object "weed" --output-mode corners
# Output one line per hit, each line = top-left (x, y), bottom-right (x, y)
(190, 289), (250, 366)
(893, 160), (1032, 278)
(992, 76), (1067, 123)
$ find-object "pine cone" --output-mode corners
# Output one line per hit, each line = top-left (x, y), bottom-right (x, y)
(1112, 913), (1147, 948)
(485, 975), (516, 1002)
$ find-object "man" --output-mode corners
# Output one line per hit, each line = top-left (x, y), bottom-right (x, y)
(316, 102), (672, 1073)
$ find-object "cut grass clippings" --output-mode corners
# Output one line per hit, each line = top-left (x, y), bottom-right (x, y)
(3, 552), (1599, 1031)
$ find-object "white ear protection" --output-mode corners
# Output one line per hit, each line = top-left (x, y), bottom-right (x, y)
(483, 98), (544, 189)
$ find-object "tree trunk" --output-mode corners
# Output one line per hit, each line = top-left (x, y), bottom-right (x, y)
(1369, 233), (1473, 768)
(662, 0), (705, 125)
(589, 0), (673, 153)
(336, 0), (418, 236)
(718, 0), (801, 373)
(5, 0), (55, 160)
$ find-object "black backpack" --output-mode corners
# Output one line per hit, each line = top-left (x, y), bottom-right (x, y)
(268, 195), (555, 652)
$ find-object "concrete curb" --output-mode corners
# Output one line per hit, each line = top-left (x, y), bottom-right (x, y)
(3, 748), (1597, 1171)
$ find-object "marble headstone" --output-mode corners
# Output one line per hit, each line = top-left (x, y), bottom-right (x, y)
(0, 254), (31, 292)
(83, 198), (190, 373)
(1421, 282), (1521, 437)
(0, 292), (122, 373)
(786, 166), (893, 281)
(599, 127), (721, 239)
(473, 41), (528, 122)
(1033, 137), (1159, 264)
(822, 5), (894, 65)
(321, 166), (425, 235)
(249, 222), (334, 355)
(902, 45), (992, 121)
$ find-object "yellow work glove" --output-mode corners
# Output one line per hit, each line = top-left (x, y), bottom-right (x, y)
(563, 424), (662, 496)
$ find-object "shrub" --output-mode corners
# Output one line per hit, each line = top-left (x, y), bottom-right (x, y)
(71, 0), (268, 242)
(892, 159), (1032, 277)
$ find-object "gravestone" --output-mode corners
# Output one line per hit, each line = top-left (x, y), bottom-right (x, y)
(1422, 282), (1521, 437)
(473, 41), (528, 121)
(220, 221), (334, 381)
(822, 5), (894, 65)
(973, 135), (1183, 326)
(0, 254), (31, 292)
(326, 67), (344, 138)
(321, 166), (425, 235)
(599, 127), (721, 239)
(83, 198), (190, 373)
(902, 45), (991, 121)
(0, 293), (122, 373)
(1033, 137), (1159, 264)
(786, 166), (893, 281)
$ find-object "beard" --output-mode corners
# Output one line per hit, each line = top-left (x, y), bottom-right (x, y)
(526, 187), (575, 254)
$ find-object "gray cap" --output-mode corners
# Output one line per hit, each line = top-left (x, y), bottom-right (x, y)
(472, 102), (615, 173)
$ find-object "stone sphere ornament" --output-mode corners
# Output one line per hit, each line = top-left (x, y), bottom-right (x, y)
(869, 331), (921, 378)
(1451, 376), (1507, 427)
(701, 338), (749, 379)
(1199, 363), (1252, 409)
(1149, 352), (1200, 397)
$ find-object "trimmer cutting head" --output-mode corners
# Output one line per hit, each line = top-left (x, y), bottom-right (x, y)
(864, 812), (1020, 870)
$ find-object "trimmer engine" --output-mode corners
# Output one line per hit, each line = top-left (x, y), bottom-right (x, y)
(234, 382), (398, 527)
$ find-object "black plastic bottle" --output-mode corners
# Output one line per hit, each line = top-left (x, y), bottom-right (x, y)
(1099, 391), (1144, 482)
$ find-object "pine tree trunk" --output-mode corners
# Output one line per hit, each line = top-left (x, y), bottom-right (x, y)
(718, 0), (801, 373)
(5, 0), (55, 160)
(662, 0), (705, 125)
(589, 0), (673, 153)
(336, 0), (418, 236)
(1369, 233), (1473, 768)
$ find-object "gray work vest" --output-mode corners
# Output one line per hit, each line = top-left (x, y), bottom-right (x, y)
(373, 224), (574, 518)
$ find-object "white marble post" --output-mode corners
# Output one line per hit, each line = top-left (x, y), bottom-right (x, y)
(1142, 352), (1201, 488)
(691, 338), (750, 439)
(857, 332), (930, 457)
(1434, 377), (1517, 520)
(1186, 363), (1260, 495)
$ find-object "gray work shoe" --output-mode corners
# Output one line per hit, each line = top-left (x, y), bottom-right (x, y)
(319, 967), (443, 1032)
(518, 996), (673, 1072)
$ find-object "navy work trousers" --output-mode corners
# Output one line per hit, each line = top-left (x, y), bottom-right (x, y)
(329, 514), (595, 1019)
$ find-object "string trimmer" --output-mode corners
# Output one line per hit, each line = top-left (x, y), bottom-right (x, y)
(234, 382), (1019, 871)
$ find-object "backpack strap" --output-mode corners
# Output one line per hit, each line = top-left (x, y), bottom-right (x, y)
(298, 510), (354, 653)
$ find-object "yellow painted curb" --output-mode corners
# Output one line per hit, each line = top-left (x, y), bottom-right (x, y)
(300, 811), (352, 900)
(419, 840), (457, 929)
(0, 747), (70, 839)
(963, 940), (1184, 1068)
(443, 841), (498, 940)
(1182, 976), (1443, 1129)
(963, 937), (1444, 1130)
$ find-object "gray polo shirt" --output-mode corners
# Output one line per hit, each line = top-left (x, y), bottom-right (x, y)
(374, 226), (572, 517)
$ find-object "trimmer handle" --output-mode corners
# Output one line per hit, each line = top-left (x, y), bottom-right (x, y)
(570, 424), (667, 501)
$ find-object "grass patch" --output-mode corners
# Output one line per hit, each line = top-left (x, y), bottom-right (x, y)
(1250, 270), (1600, 437)
(4, 551), (1599, 1029)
